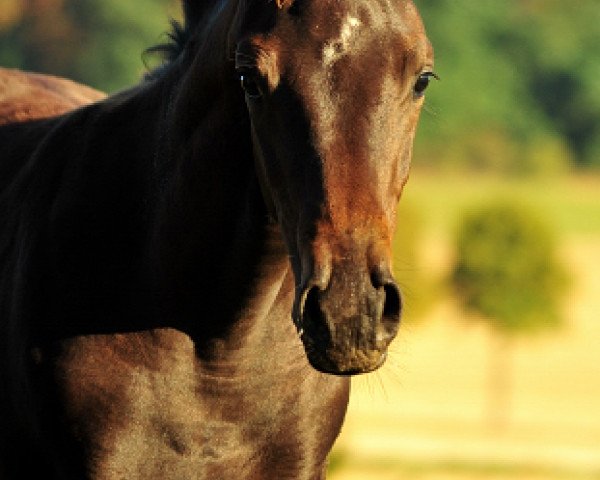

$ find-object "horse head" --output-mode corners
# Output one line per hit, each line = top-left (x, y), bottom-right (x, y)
(224, 0), (434, 375)
(163, 0), (433, 376)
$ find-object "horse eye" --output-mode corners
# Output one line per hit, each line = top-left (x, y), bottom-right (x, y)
(414, 71), (437, 97)
(240, 74), (262, 99)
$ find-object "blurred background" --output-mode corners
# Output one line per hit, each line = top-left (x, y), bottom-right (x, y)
(1, 0), (599, 478)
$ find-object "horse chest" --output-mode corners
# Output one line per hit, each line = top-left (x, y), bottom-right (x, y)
(47, 328), (348, 480)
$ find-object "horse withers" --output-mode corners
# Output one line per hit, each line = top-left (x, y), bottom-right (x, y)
(0, 0), (434, 478)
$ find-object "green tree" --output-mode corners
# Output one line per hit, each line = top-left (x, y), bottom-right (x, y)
(0, 0), (179, 92)
(63, 0), (179, 92)
(416, 0), (600, 170)
(451, 200), (567, 427)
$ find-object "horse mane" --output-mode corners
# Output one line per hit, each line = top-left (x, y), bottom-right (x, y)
(144, 19), (192, 80)
(145, 0), (290, 79)
(145, 19), (190, 67)
(145, 0), (231, 79)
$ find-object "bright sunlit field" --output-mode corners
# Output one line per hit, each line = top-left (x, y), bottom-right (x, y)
(328, 171), (600, 480)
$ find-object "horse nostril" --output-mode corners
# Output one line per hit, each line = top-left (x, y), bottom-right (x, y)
(370, 268), (402, 323)
(303, 285), (322, 322)
(376, 281), (401, 345)
(300, 285), (331, 345)
(382, 282), (402, 322)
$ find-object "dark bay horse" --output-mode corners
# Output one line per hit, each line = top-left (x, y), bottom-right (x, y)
(0, 0), (434, 478)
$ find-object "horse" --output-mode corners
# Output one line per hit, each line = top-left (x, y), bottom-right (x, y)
(0, 0), (434, 478)
(0, 67), (106, 125)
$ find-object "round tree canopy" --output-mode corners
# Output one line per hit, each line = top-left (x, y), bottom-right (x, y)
(452, 200), (567, 334)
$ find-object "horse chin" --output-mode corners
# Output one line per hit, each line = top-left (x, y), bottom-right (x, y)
(300, 334), (389, 376)
(300, 317), (387, 376)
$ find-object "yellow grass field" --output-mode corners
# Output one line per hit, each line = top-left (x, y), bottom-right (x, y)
(328, 174), (600, 480)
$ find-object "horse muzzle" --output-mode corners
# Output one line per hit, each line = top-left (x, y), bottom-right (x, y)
(294, 257), (402, 376)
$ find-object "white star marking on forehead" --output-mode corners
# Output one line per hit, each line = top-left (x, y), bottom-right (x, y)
(323, 15), (362, 66)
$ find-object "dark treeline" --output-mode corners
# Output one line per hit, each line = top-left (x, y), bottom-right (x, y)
(417, 0), (600, 172)
(0, 0), (178, 92)
(1, 0), (598, 170)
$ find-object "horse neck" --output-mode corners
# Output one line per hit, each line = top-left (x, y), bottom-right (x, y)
(151, 57), (291, 351)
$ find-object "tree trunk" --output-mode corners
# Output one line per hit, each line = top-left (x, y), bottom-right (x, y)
(486, 331), (512, 432)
